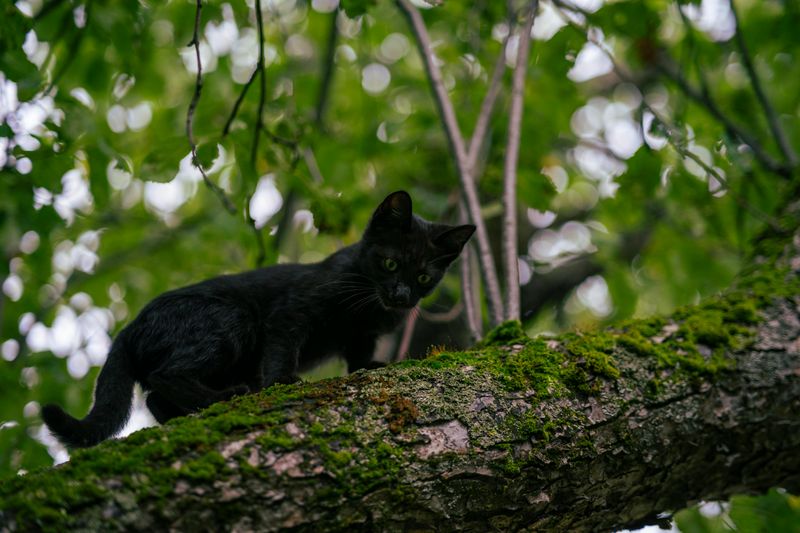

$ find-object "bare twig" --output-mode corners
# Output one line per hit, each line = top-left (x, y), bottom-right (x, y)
(552, 0), (790, 178)
(550, 3), (783, 232)
(661, 123), (783, 232)
(186, 0), (237, 214)
(502, 1), (537, 321)
(655, 58), (789, 177)
(222, 67), (258, 138)
(314, 10), (340, 126)
(728, 0), (797, 167)
(251, 0), (268, 166)
(465, 13), (512, 172)
(395, 307), (420, 361)
(459, 203), (483, 340)
(244, 200), (267, 267)
(675, 2), (714, 102)
(396, 0), (504, 327)
(302, 147), (325, 184)
(419, 299), (464, 323)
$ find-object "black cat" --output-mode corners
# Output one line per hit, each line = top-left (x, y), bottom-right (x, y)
(42, 191), (475, 448)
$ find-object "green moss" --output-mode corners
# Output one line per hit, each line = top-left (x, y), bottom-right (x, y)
(477, 320), (527, 347)
(345, 441), (404, 494)
(637, 317), (667, 337)
(179, 451), (227, 481)
(679, 310), (730, 346)
(255, 430), (296, 450)
(565, 332), (620, 381)
(645, 378), (662, 399)
(400, 337), (565, 395)
(611, 284), (778, 383)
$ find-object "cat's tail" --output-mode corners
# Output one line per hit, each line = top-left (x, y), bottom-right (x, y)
(42, 342), (135, 449)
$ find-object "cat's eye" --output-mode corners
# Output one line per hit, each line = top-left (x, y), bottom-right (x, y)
(417, 273), (432, 284)
(383, 258), (398, 272)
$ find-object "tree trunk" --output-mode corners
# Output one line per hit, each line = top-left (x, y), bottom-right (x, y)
(1, 196), (799, 532)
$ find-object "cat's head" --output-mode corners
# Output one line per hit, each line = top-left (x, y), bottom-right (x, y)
(359, 191), (475, 309)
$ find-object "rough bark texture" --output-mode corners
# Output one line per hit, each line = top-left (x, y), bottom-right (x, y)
(1, 197), (799, 532)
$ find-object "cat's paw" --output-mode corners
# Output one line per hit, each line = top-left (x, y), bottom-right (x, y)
(227, 385), (251, 398)
(276, 374), (302, 385)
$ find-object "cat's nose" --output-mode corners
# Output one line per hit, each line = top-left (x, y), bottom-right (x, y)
(390, 284), (411, 306)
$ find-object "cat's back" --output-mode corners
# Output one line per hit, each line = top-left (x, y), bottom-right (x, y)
(146, 262), (317, 308)
(120, 263), (320, 351)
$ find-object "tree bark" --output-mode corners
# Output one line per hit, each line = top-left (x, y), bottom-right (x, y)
(1, 200), (799, 531)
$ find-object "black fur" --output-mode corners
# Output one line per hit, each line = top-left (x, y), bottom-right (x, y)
(42, 191), (475, 448)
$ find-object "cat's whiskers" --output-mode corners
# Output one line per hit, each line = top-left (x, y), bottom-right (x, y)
(345, 291), (382, 313)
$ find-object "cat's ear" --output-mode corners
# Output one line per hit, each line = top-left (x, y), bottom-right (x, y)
(370, 190), (412, 231)
(434, 224), (476, 255)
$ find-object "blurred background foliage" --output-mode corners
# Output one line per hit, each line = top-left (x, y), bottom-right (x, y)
(0, 0), (797, 528)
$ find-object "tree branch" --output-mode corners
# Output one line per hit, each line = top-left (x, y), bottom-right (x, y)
(728, 0), (797, 168)
(186, 0), (237, 214)
(552, 0), (791, 178)
(418, 300), (464, 323)
(550, 4), (784, 232)
(396, 0), (504, 327)
(395, 307), (420, 362)
(655, 57), (790, 178)
(314, 10), (340, 126)
(502, 1), (537, 321)
(221, 67), (258, 138)
(465, 8), (513, 172)
(459, 203), (483, 340)
(251, 0), (268, 167)
(5, 199), (800, 529)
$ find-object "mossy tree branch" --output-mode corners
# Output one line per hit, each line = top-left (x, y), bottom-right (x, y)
(1, 192), (799, 531)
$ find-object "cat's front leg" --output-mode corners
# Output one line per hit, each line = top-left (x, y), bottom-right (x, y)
(344, 336), (381, 373)
(258, 340), (301, 389)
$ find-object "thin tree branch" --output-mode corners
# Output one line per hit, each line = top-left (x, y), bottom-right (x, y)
(314, 10), (340, 126)
(186, 0), (237, 214)
(550, 3), (783, 233)
(655, 58), (789, 177)
(675, 1), (714, 102)
(418, 299), (464, 323)
(552, 0), (790, 178)
(502, 1), (537, 321)
(302, 147), (325, 184)
(728, 0), (797, 167)
(244, 200), (267, 267)
(663, 125), (783, 232)
(221, 67), (258, 138)
(395, 307), (420, 362)
(396, 0), (504, 327)
(460, 203), (483, 340)
(251, 0), (268, 166)
(465, 14), (512, 171)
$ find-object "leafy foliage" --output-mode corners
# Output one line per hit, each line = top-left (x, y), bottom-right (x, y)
(676, 490), (800, 533)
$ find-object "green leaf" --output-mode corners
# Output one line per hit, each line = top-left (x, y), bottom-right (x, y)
(519, 168), (557, 211)
(308, 187), (354, 235)
(137, 136), (190, 183)
(340, 0), (377, 17)
(593, 3), (660, 39)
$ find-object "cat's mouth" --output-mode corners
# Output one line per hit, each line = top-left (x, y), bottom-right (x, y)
(377, 292), (415, 310)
